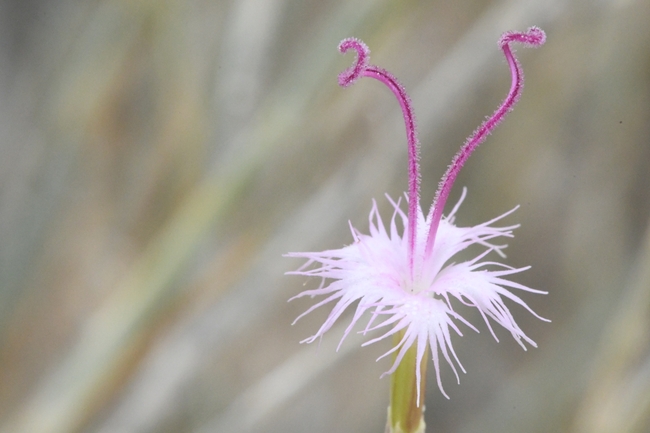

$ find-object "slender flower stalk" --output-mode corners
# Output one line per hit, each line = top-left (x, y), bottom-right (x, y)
(286, 27), (547, 433)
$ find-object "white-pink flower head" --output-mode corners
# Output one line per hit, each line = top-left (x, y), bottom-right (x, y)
(286, 28), (548, 400)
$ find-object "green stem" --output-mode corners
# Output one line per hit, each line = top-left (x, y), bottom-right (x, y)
(386, 331), (427, 433)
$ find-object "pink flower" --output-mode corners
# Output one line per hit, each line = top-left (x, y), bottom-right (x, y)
(286, 28), (548, 399)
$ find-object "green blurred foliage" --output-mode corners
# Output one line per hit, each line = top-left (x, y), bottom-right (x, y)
(0, 0), (649, 432)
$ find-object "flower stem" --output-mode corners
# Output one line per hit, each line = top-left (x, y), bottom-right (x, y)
(387, 330), (427, 433)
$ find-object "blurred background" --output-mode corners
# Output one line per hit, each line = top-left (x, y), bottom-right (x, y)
(0, 0), (649, 432)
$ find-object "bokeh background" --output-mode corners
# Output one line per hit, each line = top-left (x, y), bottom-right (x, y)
(1, 0), (649, 432)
